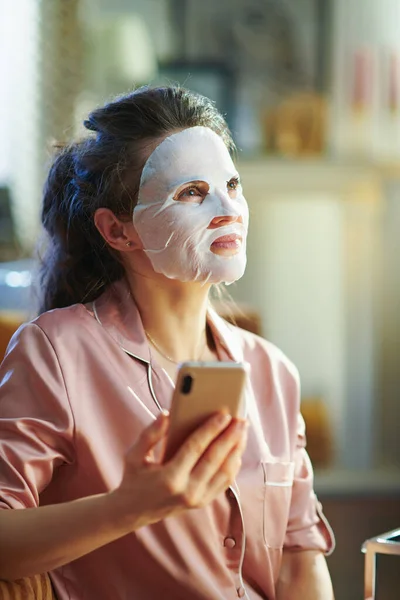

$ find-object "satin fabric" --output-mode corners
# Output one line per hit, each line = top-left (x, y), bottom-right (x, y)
(0, 279), (334, 600)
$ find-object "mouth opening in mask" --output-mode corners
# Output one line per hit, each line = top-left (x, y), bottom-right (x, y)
(210, 233), (243, 256)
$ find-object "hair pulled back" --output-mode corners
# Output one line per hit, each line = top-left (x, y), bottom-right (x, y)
(39, 86), (234, 313)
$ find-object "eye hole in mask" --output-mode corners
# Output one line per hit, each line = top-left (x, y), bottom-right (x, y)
(172, 176), (242, 204)
(227, 176), (241, 199)
(173, 180), (210, 204)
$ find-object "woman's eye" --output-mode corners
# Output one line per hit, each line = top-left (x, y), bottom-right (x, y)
(174, 185), (207, 203)
(227, 177), (240, 196)
(182, 188), (200, 198)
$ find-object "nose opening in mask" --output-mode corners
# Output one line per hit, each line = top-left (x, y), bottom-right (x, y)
(207, 213), (243, 229)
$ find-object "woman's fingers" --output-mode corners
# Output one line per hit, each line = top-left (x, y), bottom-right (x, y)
(119, 413), (249, 525)
(203, 434), (247, 499)
(190, 419), (248, 483)
(168, 412), (232, 474)
(128, 413), (169, 467)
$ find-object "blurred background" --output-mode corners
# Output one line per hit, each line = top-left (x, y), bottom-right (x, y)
(0, 0), (399, 597)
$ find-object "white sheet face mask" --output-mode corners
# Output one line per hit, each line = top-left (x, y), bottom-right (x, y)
(132, 126), (249, 284)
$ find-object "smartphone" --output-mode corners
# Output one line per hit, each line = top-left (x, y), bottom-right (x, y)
(163, 361), (249, 462)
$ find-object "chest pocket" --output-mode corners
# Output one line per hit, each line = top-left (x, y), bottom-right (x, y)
(262, 461), (295, 549)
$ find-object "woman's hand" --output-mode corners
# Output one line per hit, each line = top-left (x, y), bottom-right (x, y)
(0, 412), (247, 580)
(112, 412), (248, 530)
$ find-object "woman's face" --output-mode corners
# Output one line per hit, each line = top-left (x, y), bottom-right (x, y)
(132, 126), (249, 285)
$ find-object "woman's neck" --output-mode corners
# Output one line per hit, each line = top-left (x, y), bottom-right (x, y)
(125, 269), (212, 365)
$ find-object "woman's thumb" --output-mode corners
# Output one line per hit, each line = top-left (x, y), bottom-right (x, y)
(131, 413), (169, 464)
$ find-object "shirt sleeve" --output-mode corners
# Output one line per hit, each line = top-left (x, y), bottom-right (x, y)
(284, 412), (335, 555)
(0, 322), (75, 510)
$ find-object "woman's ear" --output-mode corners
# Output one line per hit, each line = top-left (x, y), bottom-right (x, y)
(94, 208), (141, 251)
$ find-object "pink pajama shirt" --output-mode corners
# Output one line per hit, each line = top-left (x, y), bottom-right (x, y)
(0, 279), (334, 599)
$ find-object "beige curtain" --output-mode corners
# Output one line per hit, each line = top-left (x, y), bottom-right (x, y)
(10, 0), (83, 252)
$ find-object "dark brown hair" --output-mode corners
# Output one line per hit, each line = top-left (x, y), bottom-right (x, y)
(38, 86), (235, 313)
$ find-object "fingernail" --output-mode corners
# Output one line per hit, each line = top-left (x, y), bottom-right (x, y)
(217, 412), (231, 425)
(161, 409), (170, 416)
(236, 420), (248, 432)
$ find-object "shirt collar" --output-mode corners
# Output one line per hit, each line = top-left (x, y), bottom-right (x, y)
(91, 278), (244, 364)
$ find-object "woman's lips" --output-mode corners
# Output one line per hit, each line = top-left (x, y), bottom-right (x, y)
(210, 233), (242, 253)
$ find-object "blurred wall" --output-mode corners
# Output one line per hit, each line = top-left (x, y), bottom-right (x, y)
(379, 180), (400, 467)
(233, 162), (381, 469)
(84, 0), (173, 58)
(330, 0), (400, 160)
(0, 0), (42, 250)
(240, 193), (346, 450)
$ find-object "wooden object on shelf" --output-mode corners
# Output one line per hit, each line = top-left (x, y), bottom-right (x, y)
(0, 573), (56, 599)
(264, 92), (327, 157)
(301, 396), (334, 468)
(0, 311), (26, 362)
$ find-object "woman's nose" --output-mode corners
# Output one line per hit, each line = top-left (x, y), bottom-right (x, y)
(208, 215), (243, 229)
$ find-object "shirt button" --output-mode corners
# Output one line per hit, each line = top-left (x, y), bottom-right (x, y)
(237, 586), (245, 597)
(223, 536), (236, 548)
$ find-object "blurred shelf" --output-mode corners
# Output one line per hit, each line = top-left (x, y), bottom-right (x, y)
(238, 155), (400, 172)
(314, 467), (400, 497)
(237, 156), (400, 196)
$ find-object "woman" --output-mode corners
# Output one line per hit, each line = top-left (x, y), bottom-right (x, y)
(0, 87), (335, 599)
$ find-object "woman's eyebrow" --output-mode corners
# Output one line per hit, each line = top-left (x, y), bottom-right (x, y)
(180, 179), (206, 185)
(227, 174), (240, 182)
